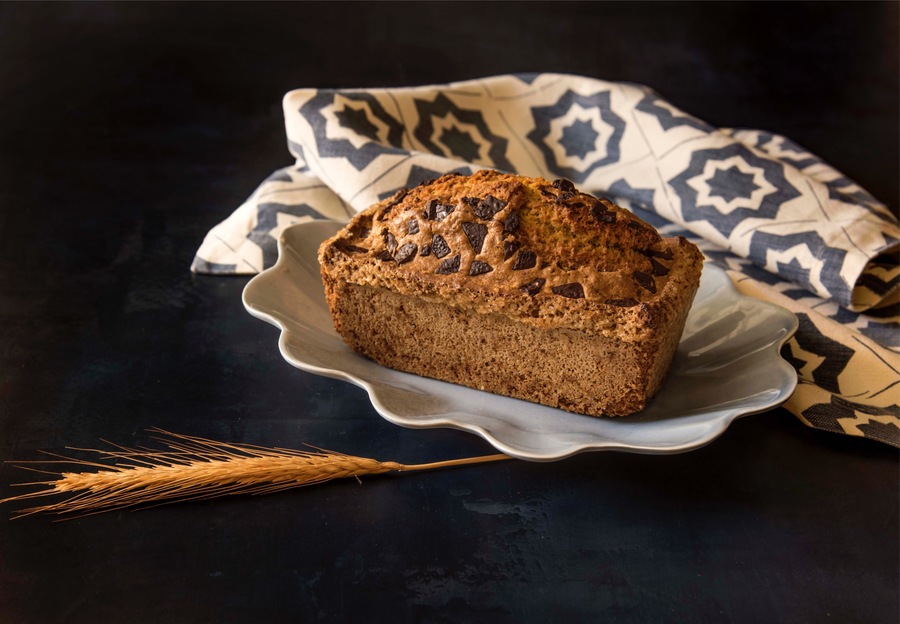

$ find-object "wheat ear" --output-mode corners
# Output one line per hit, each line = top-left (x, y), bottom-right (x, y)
(1, 429), (511, 519)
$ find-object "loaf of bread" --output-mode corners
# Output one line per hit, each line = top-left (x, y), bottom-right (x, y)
(318, 170), (703, 417)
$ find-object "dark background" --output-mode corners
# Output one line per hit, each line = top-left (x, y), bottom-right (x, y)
(0, 2), (897, 623)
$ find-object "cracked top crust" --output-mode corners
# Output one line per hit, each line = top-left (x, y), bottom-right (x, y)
(318, 170), (703, 340)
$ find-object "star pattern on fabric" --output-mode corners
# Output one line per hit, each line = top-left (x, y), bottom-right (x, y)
(439, 125), (481, 162)
(335, 105), (381, 143)
(803, 395), (900, 446)
(788, 314), (854, 393)
(749, 230), (851, 305)
(560, 119), (599, 159)
(670, 143), (801, 236)
(413, 94), (512, 170)
(527, 89), (624, 183)
(706, 165), (760, 204)
(858, 419), (900, 447)
(300, 92), (406, 171)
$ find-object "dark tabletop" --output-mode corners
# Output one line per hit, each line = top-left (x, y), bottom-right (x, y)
(0, 3), (897, 623)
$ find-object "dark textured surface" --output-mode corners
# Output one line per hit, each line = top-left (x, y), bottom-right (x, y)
(0, 3), (897, 623)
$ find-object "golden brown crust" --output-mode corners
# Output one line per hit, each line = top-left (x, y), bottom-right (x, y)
(318, 170), (704, 416)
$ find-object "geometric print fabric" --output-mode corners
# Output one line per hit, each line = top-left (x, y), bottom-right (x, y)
(192, 73), (899, 447)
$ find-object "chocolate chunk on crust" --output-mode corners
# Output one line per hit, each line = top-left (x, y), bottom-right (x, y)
(633, 270), (657, 294)
(650, 257), (670, 276)
(591, 202), (616, 224)
(519, 278), (546, 296)
(503, 240), (521, 260)
(383, 230), (398, 253)
(472, 194), (506, 220)
(432, 234), (451, 259)
(395, 242), (417, 264)
(503, 210), (520, 234)
(435, 254), (461, 274)
(552, 179), (575, 192)
(511, 249), (537, 271)
(469, 260), (494, 276)
(334, 240), (368, 254)
(551, 282), (585, 299)
(461, 222), (488, 254)
(424, 199), (455, 222)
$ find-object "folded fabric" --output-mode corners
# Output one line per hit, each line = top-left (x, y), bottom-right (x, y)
(193, 73), (899, 448)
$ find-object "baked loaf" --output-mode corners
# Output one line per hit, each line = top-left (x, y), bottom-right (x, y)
(318, 170), (703, 417)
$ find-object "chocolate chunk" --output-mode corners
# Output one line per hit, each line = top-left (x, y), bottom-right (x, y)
(419, 244), (431, 257)
(335, 240), (368, 254)
(512, 249), (537, 270)
(650, 257), (670, 276)
(423, 200), (436, 220)
(473, 194), (506, 220)
(520, 278), (546, 296)
(435, 254), (461, 274)
(626, 220), (647, 231)
(503, 240), (520, 260)
(394, 242), (417, 264)
(551, 282), (585, 299)
(633, 270), (657, 294)
(646, 248), (674, 261)
(461, 222), (488, 254)
(503, 210), (520, 234)
(552, 179), (575, 192)
(431, 234), (451, 259)
(435, 202), (455, 221)
(406, 219), (420, 235)
(469, 261), (494, 276)
(376, 250), (394, 262)
(555, 191), (575, 203)
(423, 199), (445, 221)
(462, 196), (480, 208)
(424, 199), (456, 222)
(591, 202), (616, 224)
(383, 231), (398, 253)
(605, 298), (639, 307)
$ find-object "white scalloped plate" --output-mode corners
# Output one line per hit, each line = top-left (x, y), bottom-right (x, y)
(243, 221), (798, 461)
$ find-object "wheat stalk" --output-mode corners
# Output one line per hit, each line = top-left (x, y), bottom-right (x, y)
(1, 429), (511, 519)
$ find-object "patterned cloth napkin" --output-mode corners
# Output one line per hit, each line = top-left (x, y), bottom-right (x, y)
(193, 73), (899, 448)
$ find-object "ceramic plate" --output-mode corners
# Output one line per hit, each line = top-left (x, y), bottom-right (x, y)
(243, 221), (798, 461)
